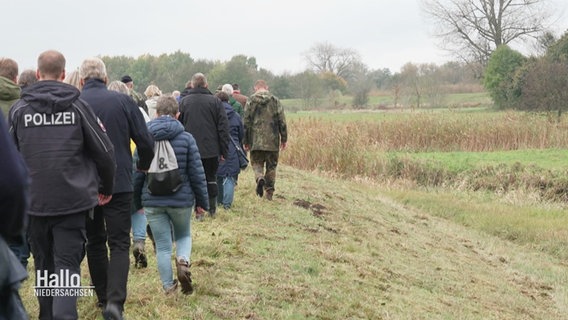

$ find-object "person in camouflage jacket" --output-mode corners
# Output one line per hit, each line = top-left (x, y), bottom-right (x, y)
(243, 80), (287, 200)
(121, 75), (148, 115)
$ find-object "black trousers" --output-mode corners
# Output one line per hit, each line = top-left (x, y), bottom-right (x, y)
(202, 157), (219, 198)
(28, 211), (87, 320)
(85, 192), (132, 311)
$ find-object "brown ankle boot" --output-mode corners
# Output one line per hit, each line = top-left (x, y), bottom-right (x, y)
(132, 240), (147, 268)
(176, 258), (193, 295)
(265, 189), (274, 201)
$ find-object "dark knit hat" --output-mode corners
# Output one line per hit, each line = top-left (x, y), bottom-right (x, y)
(121, 75), (133, 83)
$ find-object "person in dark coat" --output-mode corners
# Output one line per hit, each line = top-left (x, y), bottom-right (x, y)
(179, 73), (230, 220)
(0, 109), (29, 320)
(0, 58), (31, 270)
(215, 91), (244, 209)
(80, 57), (154, 320)
(10, 50), (116, 320)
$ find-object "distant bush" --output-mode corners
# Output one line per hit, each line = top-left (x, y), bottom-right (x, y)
(483, 45), (526, 109)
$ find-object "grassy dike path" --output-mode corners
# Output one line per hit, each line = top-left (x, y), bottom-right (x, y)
(21, 166), (568, 319)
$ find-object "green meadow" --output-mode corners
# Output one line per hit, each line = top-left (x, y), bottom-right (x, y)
(19, 103), (568, 319)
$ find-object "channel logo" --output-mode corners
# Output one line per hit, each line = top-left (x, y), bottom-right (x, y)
(33, 270), (94, 297)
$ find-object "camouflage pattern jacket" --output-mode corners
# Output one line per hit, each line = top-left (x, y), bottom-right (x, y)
(244, 90), (287, 152)
(130, 89), (148, 114)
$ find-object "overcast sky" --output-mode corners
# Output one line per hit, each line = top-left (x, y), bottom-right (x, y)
(3, 0), (567, 76)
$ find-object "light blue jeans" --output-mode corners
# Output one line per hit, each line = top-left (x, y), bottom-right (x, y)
(144, 206), (192, 290)
(131, 209), (147, 241)
(217, 176), (236, 209)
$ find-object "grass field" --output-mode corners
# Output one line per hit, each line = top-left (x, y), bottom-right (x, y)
(281, 91), (492, 111)
(19, 166), (568, 319)
(408, 148), (568, 172)
(18, 104), (568, 319)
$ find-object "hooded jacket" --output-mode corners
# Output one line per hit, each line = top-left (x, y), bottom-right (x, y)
(9, 80), (115, 216)
(0, 76), (20, 117)
(217, 102), (244, 177)
(178, 87), (230, 159)
(244, 90), (287, 152)
(81, 79), (154, 194)
(134, 116), (209, 210)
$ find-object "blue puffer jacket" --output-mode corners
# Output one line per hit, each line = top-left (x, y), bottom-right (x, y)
(133, 116), (209, 210)
(217, 102), (244, 177)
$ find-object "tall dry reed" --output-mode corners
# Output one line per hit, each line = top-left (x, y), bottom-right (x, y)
(280, 112), (568, 200)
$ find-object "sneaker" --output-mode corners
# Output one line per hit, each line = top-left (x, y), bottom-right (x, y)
(164, 280), (178, 295)
(256, 178), (265, 197)
(176, 258), (193, 295)
(132, 240), (147, 268)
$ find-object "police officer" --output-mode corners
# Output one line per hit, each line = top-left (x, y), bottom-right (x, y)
(9, 50), (116, 320)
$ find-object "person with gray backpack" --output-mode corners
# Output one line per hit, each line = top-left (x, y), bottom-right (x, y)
(134, 95), (209, 295)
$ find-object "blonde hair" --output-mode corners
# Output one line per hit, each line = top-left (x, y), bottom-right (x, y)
(108, 80), (129, 94)
(144, 84), (162, 99)
(64, 70), (82, 90)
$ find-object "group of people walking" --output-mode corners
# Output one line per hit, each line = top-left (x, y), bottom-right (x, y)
(0, 50), (287, 320)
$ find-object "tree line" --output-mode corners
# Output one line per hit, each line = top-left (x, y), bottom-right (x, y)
(101, 47), (481, 110)
(101, 0), (567, 112)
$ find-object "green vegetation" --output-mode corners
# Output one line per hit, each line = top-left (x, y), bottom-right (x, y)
(19, 105), (568, 319)
(282, 91), (492, 112)
(408, 149), (568, 172)
(19, 167), (568, 319)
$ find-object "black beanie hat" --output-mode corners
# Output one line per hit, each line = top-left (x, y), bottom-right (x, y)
(121, 75), (133, 83)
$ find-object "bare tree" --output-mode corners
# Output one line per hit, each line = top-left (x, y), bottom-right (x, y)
(398, 63), (446, 108)
(304, 42), (362, 80)
(422, 0), (553, 67)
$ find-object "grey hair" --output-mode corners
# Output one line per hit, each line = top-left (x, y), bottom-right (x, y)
(191, 72), (207, 88)
(79, 57), (107, 81)
(221, 84), (233, 96)
(156, 95), (179, 117)
(18, 69), (38, 87)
